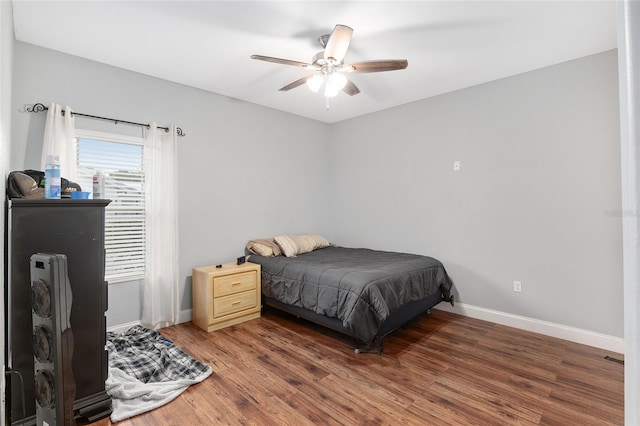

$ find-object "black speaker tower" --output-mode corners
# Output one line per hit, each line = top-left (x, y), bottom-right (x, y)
(30, 253), (76, 426)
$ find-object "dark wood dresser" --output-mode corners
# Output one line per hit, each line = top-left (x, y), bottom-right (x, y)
(5, 199), (112, 424)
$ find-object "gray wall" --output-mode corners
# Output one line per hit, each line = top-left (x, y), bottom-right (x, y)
(11, 41), (332, 327)
(9, 41), (623, 338)
(328, 50), (623, 337)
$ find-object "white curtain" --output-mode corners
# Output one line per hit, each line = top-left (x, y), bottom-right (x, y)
(142, 123), (180, 329)
(41, 103), (76, 180)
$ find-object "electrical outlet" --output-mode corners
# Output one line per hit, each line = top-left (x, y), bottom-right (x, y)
(453, 161), (461, 171)
(513, 280), (522, 292)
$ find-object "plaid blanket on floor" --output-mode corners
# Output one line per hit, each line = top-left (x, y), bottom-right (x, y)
(107, 325), (210, 383)
(106, 325), (212, 422)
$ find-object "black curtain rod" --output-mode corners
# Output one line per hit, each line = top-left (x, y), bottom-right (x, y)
(26, 103), (185, 137)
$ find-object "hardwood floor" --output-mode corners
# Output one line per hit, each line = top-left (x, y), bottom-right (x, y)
(91, 309), (624, 425)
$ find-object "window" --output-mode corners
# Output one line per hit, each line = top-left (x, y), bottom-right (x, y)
(74, 130), (146, 283)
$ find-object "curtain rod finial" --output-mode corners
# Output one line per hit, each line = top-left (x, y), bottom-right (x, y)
(26, 103), (48, 113)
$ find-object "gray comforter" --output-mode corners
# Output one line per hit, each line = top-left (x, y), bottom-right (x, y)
(250, 246), (453, 342)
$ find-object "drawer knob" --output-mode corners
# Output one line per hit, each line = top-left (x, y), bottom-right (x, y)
(232, 301), (242, 305)
(232, 282), (241, 285)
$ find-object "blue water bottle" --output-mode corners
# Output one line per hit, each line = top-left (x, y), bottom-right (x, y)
(44, 155), (61, 199)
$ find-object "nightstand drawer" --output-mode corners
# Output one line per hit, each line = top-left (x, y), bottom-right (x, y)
(213, 290), (258, 317)
(213, 271), (257, 297)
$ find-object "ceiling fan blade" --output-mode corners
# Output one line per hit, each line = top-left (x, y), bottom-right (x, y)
(342, 78), (360, 96)
(349, 60), (408, 73)
(251, 55), (311, 68)
(324, 25), (353, 62)
(279, 75), (312, 91)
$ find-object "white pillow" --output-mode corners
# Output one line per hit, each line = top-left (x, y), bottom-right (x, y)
(274, 234), (330, 257)
(307, 234), (330, 249)
(296, 234), (317, 253)
(274, 234), (300, 257)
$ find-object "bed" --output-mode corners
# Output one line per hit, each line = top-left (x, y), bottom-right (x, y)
(247, 244), (454, 353)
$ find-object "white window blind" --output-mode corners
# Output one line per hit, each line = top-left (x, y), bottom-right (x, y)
(75, 130), (146, 283)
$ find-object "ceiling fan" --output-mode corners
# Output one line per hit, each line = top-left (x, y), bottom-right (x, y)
(251, 25), (408, 98)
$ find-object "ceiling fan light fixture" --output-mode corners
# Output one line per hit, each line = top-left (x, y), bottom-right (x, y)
(324, 72), (346, 98)
(306, 74), (323, 93)
(328, 72), (347, 91)
(324, 84), (339, 98)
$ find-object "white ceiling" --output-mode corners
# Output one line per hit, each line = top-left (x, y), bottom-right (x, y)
(12, 1), (617, 124)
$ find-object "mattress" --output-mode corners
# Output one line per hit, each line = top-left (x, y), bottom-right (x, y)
(249, 246), (453, 342)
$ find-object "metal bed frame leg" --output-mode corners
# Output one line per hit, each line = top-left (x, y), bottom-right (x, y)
(353, 337), (361, 354)
(353, 336), (384, 355)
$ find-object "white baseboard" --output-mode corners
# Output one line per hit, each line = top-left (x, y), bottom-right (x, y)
(106, 310), (192, 333)
(434, 302), (624, 354)
(179, 309), (192, 324)
(107, 306), (623, 354)
(107, 320), (141, 334)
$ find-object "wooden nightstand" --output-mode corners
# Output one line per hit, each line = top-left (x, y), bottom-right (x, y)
(192, 262), (261, 332)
